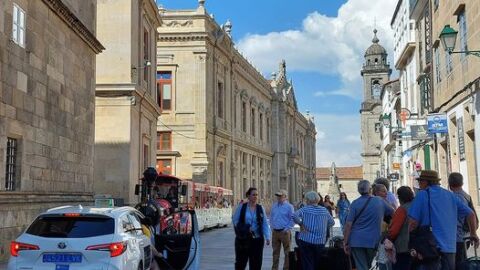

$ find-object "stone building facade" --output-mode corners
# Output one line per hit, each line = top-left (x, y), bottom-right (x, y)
(391, 0), (429, 189)
(270, 62), (317, 202)
(156, 2), (315, 204)
(94, 0), (161, 205)
(0, 0), (103, 262)
(430, 0), (480, 204)
(385, 0), (480, 209)
(360, 30), (392, 181)
(379, 79), (402, 191)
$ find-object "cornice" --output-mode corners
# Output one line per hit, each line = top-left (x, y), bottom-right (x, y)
(143, 0), (162, 27)
(158, 34), (208, 42)
(233, 51), (272, 92)
(41, 0), (104, 54)
(95, 84), (161, 116)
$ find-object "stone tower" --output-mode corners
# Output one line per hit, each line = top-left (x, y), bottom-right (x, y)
(360, 29), (391, 181)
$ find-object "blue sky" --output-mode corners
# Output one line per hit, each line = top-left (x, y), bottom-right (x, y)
(158, 0), (398, 167)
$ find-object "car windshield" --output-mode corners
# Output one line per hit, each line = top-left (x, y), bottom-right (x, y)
(26, 216), (115, 238)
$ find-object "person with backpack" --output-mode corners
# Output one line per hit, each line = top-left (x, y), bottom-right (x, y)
(293, 191), (335, 270)
(232, 187), (271, 270)
(343, 180), (394, 270)
(387, 186), (415, 270)
(448, 172), (479, 269)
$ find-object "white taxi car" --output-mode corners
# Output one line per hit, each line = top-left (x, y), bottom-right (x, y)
(7, 205), (153, 270)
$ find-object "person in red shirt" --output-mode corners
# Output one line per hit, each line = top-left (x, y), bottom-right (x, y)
(387, 186), (415, 270)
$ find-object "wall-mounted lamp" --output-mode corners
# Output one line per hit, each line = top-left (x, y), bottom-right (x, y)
(133, 60), (151, 69)
(439, 25), (480, 57)
(381, 113), (391, 128)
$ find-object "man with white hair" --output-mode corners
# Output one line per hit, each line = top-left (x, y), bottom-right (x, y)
(343, 180), (394, 270)
(293, 191), (334, 270)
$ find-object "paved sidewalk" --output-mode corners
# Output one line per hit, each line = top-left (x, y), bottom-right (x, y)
(200, 225), (278, 270)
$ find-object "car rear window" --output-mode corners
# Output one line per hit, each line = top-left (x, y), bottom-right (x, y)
(26, 216), (115, 238)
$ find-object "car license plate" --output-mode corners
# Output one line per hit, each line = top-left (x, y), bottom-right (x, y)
(43, 253), (82, 263)
(56, 265), (69, 270)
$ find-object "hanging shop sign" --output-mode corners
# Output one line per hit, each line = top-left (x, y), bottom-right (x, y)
(427, 113), (448, 134)
(392, 163), (401, 170)
(411, 125), (433, 140)
(389, 173), (400, 181)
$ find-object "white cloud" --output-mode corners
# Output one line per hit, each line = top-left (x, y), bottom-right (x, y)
(237, 0), (397, 99)
(316, 130), (326, 140)
(313, 114), (362, 167)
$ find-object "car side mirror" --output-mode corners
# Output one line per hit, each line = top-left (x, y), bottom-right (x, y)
(181, 185), (187, 196)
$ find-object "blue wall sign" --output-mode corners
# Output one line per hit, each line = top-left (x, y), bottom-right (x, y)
(427, 113), (448, 134)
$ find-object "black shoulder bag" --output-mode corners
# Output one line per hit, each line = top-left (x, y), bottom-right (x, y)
(462, 195), (479, 232)
(234, 203), (263, 240)
(408, 189), (440, 261)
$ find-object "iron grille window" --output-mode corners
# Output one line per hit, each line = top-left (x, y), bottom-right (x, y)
(420, 74), (432, 112)
(5, 137), (18, 191)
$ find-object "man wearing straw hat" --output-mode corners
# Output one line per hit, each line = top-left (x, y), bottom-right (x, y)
(408, 170), (479, 270)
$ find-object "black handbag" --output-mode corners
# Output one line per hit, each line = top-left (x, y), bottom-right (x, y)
(235, 222), (252, 240)
(408, 189), (440, 261)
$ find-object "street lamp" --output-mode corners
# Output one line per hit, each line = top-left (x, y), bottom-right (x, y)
(439, 25), (480, 57)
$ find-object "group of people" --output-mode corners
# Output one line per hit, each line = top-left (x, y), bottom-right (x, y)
(194, 196), (231, 209)
(232, 187), (336, 270)
(232, 170), (480, 270)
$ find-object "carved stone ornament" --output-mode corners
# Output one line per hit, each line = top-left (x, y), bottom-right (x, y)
(250, 96), (258, 107)
(258, 103), (265, 112)
(193, 166), (207, 174)
(164, 20), (193, 28)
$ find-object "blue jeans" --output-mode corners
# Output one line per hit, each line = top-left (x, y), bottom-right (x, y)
(297, 239), (324, 270)
(351, 247), (376, 270)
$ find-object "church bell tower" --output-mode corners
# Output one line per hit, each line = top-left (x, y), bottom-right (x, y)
(360, 29), (391, 181)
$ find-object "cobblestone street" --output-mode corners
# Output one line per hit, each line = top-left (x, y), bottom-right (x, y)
(199, 226), (277, 270)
